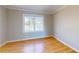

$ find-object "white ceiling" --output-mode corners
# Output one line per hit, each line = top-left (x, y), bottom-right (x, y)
(3, 5), (64, 14)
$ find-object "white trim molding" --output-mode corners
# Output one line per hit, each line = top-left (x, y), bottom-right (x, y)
(52, 5), (68, 15)
(2, 5), (68, 14)
(0, 35), (50, 47)
(0, 42), (7, 47)
(52, 35), (79, 52)
(0, 35), (78, 53)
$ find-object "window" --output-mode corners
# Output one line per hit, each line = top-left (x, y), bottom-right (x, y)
(23, 14), (44, 33)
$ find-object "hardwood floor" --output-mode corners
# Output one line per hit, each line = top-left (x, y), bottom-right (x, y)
(0, 36), (76, 53)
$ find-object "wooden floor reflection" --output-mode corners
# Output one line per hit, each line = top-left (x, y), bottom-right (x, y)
(0, 36), (76, 53)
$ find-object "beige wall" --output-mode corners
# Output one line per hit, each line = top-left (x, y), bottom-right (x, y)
(53, 6), (79, 51)
(0, 6), (7, 45)
(7, 9), (53, 41)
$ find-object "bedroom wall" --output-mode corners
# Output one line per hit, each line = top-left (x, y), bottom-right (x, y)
(53, 6), (79, 51)
(7, 9), (53, 41)
(0, 6), (7, 45)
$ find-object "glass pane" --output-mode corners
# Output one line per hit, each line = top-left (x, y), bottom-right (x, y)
(24, 15), (44, 33)
(35, 16), (44, 32)
(24, 16), (34, 32)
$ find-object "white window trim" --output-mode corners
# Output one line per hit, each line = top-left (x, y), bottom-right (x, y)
(23, 14), (44, 33)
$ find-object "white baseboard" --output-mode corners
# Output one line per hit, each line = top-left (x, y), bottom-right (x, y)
(0, 36), (49, 47)
(1, 35), (78, 52)
(52, 35), (79, 52)
(0, 42), (7, 47)
(7, 36), (48, 43)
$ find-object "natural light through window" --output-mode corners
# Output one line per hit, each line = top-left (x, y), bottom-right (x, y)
(23, 14), (44, 33)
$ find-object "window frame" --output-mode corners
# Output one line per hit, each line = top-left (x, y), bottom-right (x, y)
(23, 14), (44, 33)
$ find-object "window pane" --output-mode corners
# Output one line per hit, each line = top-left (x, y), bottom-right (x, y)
(24, 15), (44, 33)
(24, 16), (34, 32)
(35, 16), (44, 31)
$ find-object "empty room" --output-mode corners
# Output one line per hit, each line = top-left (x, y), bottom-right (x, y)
(0, 5), (79, 53)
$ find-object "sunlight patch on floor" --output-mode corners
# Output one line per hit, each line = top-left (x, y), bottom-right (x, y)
(23, 43), (44, 53)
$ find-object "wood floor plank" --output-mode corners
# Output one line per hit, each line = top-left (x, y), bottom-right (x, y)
(0, 36), (76, 53)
